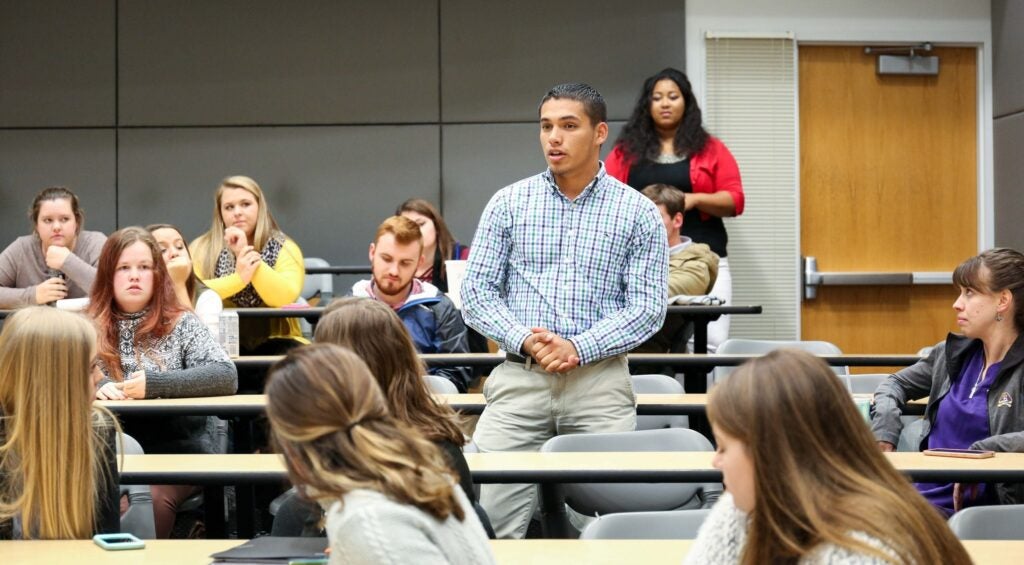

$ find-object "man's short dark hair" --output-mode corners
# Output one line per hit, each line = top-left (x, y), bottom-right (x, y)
(538, 83), (607, 126)
(641, 183), (686, 218)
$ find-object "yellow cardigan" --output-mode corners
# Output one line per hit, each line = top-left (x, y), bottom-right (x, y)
(196, 238), (308, 351)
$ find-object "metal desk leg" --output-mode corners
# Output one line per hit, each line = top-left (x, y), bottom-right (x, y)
(203, 485), (226, 538)
(538, 483), (573, 538)
(685, 315), (713, 439)
(236, 485), (256, 538)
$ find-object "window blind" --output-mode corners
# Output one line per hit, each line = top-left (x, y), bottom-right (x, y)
(704, 35), (799, 339)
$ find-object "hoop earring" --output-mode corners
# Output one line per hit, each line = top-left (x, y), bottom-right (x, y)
(996, 312), (1004, 322)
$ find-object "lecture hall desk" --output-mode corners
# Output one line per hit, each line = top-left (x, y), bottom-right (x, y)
(1, 539), (1019, 565)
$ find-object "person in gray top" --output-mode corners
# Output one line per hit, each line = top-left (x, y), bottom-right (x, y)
(88, 227), (237, 538)
(873, 248), (1024, 514)
(0, 187), (106, 308)
(267, 344), (494, 565)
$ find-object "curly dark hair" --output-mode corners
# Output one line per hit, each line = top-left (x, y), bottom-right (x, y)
(614, 68), (709, 163)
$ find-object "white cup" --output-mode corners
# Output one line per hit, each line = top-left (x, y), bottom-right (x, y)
(445, 260), (468, 310)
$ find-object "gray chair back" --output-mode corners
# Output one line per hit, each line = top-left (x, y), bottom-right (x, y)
(424, 374), (459, 394)
(117, 433), (156, 539)
(631, 374), (688, 430)
(714, 339), (847, 384)
(301, 257), (333, 305)
(846, 373), (888, 394)
(948, 504), (1024, 539)
(540, 428), (721, 516)
(579, 509), (712, 539)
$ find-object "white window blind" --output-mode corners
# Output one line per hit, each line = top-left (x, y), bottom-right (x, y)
(704, 35), (799, 339)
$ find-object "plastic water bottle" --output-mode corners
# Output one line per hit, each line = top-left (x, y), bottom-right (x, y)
(219, 310), (240, 358)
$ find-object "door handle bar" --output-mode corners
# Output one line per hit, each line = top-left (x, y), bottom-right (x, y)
(803, 257), (952, 300)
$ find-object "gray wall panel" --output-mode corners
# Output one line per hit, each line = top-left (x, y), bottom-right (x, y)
(0, 130), (117, 246)
(441, 0), (685, 122)
(994, 113), (1024, 250)
(117, 126), (440, 266)
(992, 0), (1024, 118)
(0, 0), (115, 127)
(442, 121), (624, 243)
(119, 1), (439, 125)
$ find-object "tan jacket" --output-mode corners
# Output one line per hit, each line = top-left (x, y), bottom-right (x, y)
(668, 241), (719, 297)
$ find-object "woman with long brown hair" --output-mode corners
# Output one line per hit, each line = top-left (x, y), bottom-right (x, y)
(190, 176), (306, 353)
(685, 349), (970, 565)
(874, 248), (1024, 515)
(396, 198), (470, 293)
(271, 297), (489, 537)
(88, 227), (237, 538)
(266, 344), (494, 564)
(0, 307), (119, 539)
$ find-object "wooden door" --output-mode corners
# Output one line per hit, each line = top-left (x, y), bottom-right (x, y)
(799, 45), (977, 364)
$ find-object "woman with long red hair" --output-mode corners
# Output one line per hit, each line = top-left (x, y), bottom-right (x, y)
(88, 226), (237, 538)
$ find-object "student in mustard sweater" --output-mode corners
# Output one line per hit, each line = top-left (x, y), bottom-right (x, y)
(189, 175), (306, 354)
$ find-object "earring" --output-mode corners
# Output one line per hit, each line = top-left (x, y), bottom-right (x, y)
(996, 312), (1004, 322)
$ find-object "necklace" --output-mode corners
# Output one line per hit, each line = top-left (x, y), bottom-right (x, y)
(969, 354), (993, 399)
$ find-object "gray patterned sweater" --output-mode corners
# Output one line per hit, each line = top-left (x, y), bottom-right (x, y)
(97, 310), (237, 454)
(683, 493), (896, 565)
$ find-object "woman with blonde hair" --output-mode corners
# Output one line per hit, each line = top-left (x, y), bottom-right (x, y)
(189, 175), (306, 353)
(266, 344), (494, 564)
(0, 307), (119, 539)
(89, 227), (237, 538)
(685, 349), (970, 565)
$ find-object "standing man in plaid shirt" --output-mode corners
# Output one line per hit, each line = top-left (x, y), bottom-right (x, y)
(461, 83), (669, 538)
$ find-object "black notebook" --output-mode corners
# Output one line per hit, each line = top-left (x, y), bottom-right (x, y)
(210, 536), (329, 564)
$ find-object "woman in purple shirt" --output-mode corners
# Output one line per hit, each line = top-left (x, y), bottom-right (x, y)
(872, 248), (1024, 516)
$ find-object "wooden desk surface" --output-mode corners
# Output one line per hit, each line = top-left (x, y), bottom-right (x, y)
(1, 539), (1017, 565)
(118, 451), (1024, 485)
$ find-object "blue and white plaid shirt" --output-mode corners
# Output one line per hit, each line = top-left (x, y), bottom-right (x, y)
(461, 163), (668, 365)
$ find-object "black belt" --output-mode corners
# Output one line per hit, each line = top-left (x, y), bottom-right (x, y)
(505, 352), (529, 364)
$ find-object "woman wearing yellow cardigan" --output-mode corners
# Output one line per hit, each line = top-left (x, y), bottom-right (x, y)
(190, 175), (306, 354)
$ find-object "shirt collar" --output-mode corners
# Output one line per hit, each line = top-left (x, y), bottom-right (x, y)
(542, 162), (607, 203)
(669, 236), (693, 255)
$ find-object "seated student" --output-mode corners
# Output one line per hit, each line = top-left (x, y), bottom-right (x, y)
(189, 176), (306, 354)
(0, 307), (119, 539)
(89, 227), (238, 538)
(272, 297), (491, 537)
(148, 223), (198, 307)
(0, 187), (106, 308)
(266, 344), (495, 564)
(398, 199), (491, 357)
(685, 349), (970, 564)
(634, 184), (719, 355)
(351, 216), (472, 392)
(396, 198), (471, 293)
(873, 248), (1024, 516)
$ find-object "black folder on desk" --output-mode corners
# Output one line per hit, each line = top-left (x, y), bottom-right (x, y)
(210, 536), (328, 563)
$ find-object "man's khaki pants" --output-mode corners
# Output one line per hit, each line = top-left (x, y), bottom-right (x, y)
(472, 355), (636, 538)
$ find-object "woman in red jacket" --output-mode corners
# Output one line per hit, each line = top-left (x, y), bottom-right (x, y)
(606, 67), (743, 351)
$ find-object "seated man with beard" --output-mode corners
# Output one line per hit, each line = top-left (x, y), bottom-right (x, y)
(351, 216), (472, 392)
